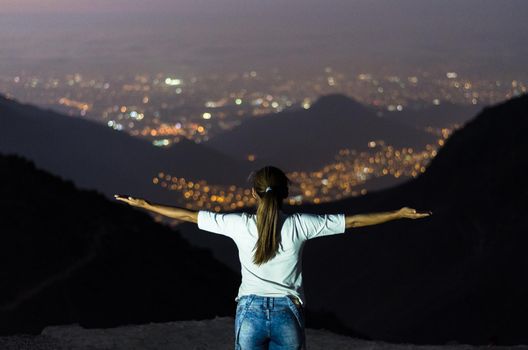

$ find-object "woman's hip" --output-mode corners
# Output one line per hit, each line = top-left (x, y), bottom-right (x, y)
(235, 294), (306, 349)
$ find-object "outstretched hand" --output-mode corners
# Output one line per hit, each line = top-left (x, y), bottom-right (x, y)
(114, 194), (151, 208)
(397, 207), (432, 219)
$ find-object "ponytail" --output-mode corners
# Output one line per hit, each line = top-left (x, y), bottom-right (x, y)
(253, 189), (280, 265)
(249, 166), (290, 266)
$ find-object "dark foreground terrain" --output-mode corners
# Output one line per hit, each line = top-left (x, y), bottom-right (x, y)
(1, 317), (524, 350)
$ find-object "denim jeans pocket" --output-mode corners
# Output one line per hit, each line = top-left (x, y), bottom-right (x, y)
(286, 297), (305, 329)
(234, 295), (255, 348)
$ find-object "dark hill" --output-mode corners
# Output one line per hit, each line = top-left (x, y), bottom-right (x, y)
(0, 94), (253, 203)
(298, 94), (528, 345)
(309, 93), (367, 113)
(205, 93), (435, 171)
(0, 153), (239, 335)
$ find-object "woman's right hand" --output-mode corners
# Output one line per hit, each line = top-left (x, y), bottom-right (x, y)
(397, 207), (432, 219)
(114, 194), (151, 208)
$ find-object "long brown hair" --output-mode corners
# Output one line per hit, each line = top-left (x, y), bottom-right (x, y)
(248, 166), (291, 266)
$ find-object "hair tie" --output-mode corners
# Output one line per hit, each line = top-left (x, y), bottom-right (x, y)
(265, 186), (272, 193)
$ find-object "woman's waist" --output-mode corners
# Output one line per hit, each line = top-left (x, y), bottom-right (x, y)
(237, 293), (303, 309)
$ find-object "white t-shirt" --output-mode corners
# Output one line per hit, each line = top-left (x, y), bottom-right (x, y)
(197, 209), (346, 306)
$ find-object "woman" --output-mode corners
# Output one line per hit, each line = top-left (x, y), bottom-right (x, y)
(114, 165), (431, 349)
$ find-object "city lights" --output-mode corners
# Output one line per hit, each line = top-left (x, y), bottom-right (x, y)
(165, 78), (182, 86)
(151, 130), (455, 211)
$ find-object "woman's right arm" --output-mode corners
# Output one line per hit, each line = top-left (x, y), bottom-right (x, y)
(114, 194), (198, 223)
(345, 207), (431, 229)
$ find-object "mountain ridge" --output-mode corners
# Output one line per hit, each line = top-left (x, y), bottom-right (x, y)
(0, 152), (240, 335)
(297, 94), (528, 345)
(0, 93), (253, 202)
(205, 93), (435, 171)
(309, 93), (369, 113)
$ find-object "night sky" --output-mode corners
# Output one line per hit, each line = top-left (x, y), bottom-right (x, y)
(1, 0), (527, 77)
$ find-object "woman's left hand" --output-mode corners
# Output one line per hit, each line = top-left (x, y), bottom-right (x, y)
(114, 194), (151, 208)
(397, 207), (432, 219)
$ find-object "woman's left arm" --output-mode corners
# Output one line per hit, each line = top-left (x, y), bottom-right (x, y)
(345, 207), (431, 229)
(114, 194), (198, 223)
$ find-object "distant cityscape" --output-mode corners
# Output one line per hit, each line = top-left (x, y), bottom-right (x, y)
(1, 68), (525, 214)
(1, 68), (525, 147)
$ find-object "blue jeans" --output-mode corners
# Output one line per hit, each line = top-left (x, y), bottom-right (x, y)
(234, 294), (306, 350)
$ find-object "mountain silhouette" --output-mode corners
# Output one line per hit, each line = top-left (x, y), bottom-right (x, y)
(309, 93), (367, 113)
(179, 94), (528, 345)
(0, 94), (253, 204)
(0, 153), (239, 335)
(205, 93), (435, 171)
(298, 94), (528, 345)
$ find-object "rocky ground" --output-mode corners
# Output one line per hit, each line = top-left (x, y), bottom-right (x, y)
(0, 317), (526, 350)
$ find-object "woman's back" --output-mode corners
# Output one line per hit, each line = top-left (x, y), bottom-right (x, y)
(197, 209), (346, 306)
